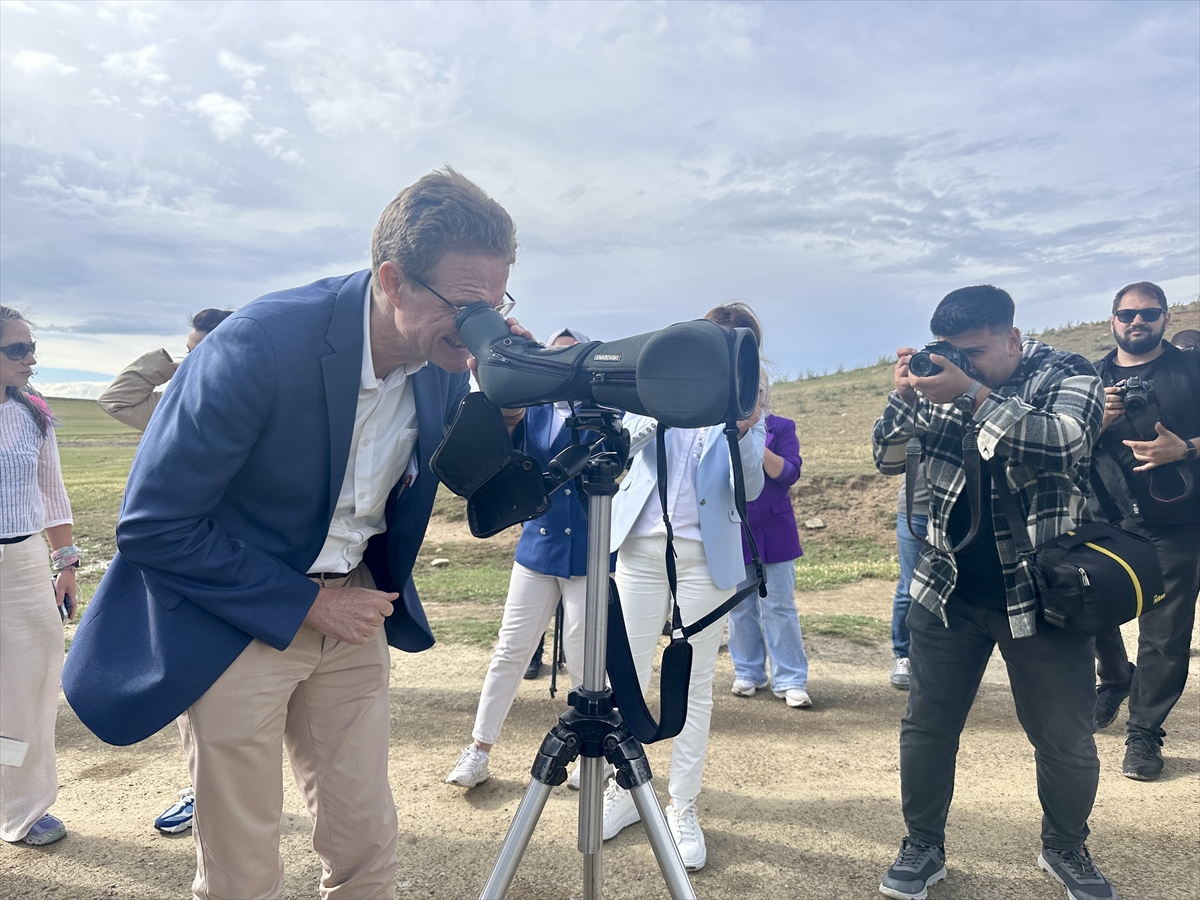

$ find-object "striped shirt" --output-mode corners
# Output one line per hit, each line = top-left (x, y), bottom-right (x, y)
(0, 398), (73, 539)
(873, 339), (1103, 638)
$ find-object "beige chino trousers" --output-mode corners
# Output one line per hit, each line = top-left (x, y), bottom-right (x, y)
(179, 566), (397, 900)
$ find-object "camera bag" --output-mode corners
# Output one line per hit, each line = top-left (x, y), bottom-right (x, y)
(990, 458), (1165, 634)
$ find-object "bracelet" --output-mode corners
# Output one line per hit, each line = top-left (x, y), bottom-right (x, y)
(51, 544), (81, 571)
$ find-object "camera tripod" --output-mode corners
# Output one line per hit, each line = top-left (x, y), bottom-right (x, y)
(478, 412), (696, 900)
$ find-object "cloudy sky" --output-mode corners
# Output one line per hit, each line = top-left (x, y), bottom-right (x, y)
(2, 0), (1197, 382)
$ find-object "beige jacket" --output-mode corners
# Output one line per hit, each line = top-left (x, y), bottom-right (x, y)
(97, 349), (176, 432)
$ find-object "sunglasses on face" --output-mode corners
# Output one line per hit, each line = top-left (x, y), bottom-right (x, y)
(1, 341), (35, 361)
(1114, 308), (1164, 324)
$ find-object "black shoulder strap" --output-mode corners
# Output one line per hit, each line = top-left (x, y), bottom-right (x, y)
(989, 457), (1035, 557)
(905, 411), (982, 554)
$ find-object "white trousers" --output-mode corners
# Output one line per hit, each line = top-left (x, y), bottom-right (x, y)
(0, 535), (63, 842)
(472, 563), (587, 747)
(615, 535), (728, 803)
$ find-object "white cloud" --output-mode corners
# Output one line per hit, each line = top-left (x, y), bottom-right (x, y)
(252, 126), (303, 164)
(217, 49), (264, 79)
(188, 93), (252, 140)
(101, 44), (168, 83)
(12, 50), (78, 75)
(0, 0), (36, 12)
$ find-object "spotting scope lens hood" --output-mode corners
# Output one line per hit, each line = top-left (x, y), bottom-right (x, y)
(454, 302), (759, 429)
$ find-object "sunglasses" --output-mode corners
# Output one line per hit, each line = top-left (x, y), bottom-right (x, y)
(1, 341), (35, 361)
(410, 275), (516, 318)
(1114, 308), (1164, 324)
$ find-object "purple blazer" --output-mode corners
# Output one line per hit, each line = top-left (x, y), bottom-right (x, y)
(741, 414), (803, 564)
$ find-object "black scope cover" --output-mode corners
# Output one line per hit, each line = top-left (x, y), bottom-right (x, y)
(454, 302), (759, 429)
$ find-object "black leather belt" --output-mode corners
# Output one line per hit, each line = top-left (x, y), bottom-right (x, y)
(308, 571), (351, 581)
(0, 534), (34, 545)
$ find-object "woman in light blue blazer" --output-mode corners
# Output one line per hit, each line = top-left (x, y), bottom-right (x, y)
(602, 303), (767, 872)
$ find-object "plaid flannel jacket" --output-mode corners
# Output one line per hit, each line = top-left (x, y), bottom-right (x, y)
(873, 339), (1104, 638)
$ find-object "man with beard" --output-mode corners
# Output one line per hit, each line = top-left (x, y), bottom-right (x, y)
(1090, 282), (1200, 782)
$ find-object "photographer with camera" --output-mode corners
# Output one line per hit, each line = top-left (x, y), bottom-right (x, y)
(600, 302), (766, 871)
(1089, 282), (1199, 782)
(873, 286), (1112, 900)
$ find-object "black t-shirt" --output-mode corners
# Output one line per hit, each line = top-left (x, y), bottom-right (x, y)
(1097, 344), (1200, 526)
(948, 464), (1007, 612)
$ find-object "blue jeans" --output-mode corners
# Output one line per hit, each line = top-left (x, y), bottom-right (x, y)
(892, 513), (928, 659)
(728, 560), (808, 691)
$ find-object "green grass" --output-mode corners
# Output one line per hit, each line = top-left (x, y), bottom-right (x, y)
(794, 534), (899, 591)
(430, 616), (503, 646)
(800, 614), (889, 645)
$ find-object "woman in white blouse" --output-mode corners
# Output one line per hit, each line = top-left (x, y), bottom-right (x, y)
(601, 302), (767, 872)
(0, 306), (77, 847)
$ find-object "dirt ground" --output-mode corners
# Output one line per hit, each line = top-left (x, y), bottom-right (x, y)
(3, 577), (1198, 900)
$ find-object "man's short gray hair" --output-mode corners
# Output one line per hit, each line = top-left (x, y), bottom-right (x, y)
(371, 167), (517, 290)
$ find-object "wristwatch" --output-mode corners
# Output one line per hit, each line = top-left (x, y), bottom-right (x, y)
(1186, 441), (1198, 462)
(953, 380), (984, 413)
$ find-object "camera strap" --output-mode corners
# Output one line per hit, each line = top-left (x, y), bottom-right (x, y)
(606, 421), (767, 744)
(904, 409), (982, 554)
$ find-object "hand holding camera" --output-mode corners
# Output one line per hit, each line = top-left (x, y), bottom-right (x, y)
(895, 341), (977, 406)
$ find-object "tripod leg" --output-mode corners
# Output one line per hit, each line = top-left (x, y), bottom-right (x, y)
(630, 784), (697, 900)
(578, 755), (605, 898)
(478, 780), (553, 900)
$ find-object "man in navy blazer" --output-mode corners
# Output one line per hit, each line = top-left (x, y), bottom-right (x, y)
(63, 169), (525, 900)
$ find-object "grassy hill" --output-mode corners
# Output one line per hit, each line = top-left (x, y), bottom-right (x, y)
(46, 300), (1200, 629)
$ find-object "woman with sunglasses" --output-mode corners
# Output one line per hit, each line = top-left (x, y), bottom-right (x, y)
(0, 306), (77, 847)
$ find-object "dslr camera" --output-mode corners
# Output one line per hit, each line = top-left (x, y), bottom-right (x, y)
(909, 341), (970, 378)
(1116, 376), (1156, 413)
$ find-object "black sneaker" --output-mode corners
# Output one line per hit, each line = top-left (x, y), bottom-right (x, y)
(1038, 844), (1117, 900)
(1122, 732), (1164, 781)
(524, 656), (543, 680)
(1094, 662), (1134, 729)
(879, 837), (946, 900)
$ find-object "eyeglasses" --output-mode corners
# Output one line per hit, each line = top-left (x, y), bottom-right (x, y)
(1, 341), (35, 361)
(1114, 308), (1164, 324)
(410, 275), (516, 318)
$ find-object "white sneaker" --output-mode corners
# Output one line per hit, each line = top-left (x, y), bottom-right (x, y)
(567, 760), (615, 790)
(731, 678), (768, 697)
(774, 688), (812, 708)
(667, 800), (707, 870)
(890, 657), (911, 690)
(601, 780), (641, 840)
(446, 745), (490, 787)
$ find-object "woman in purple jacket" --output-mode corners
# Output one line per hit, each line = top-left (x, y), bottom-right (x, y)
(727, 387), (812, 708)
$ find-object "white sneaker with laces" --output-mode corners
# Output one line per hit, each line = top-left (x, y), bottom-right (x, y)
(446, 745), (490, 787)
(567, 760), (615, 790)
(890, 657), (912, 690)
(774, 688), (812, 708)
(731, 678), (768, 697)
(601, 780), (641, 840)
(667, 800), (707, 870)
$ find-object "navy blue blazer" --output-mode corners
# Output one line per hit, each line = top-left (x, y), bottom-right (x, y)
(513, 404), (590, 578)
(62, 270), (469, 746)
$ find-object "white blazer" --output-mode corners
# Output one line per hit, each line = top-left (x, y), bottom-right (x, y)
(611, 414), (766, 590)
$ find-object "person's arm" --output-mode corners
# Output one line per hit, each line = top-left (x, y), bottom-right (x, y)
(114, 318), (320, 650)
(973, 364), (1103, 472)
(873, 348), (929, 475)
(729, 418), (767, 501)
(97, 349), (177, 432)
(37, 425), (77, 618)
(1122, 426), (1200, 472)
(763, 419), (801, 487)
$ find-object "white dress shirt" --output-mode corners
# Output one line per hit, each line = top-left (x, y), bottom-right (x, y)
(0, 399), (73, 538)
(309, 287), (422, 574)
(628, 426), (706, 543)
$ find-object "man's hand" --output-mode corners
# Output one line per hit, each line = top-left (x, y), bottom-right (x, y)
(894, 348), (919, 404)
(467, 316), (531, 432)
(1123, 422), (1192, 472)
(304, 586), (399, 644)
(1100, 386), (1125, 433)
(909, 354), (975, 406)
